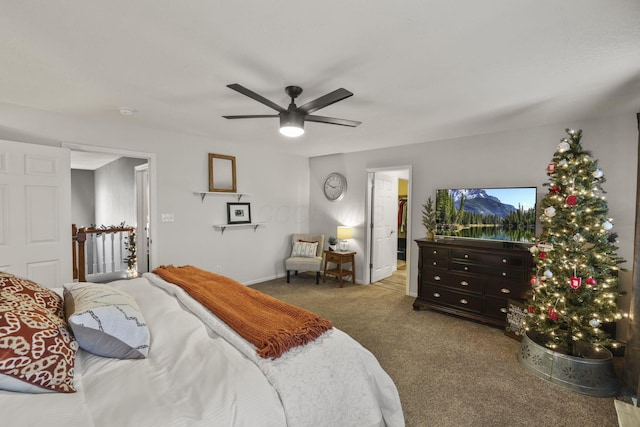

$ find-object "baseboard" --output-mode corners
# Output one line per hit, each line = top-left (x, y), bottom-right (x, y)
(244, 273), (286, 286)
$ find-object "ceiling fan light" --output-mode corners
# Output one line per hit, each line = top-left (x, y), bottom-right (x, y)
(279, 111), (304, 137)
(280, 125), (304, 137)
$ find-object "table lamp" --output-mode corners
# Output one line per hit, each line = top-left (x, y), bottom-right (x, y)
(337, 226), (353, 251)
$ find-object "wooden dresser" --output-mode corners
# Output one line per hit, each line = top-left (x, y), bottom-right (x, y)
(414, 238), (533, 327)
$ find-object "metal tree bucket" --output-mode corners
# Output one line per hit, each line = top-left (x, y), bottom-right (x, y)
(518, 332), (619, 397)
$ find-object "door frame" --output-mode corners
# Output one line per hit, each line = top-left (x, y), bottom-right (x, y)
(135, 163), (150, 274)
(62, 142), (158, 271)
(364, 165), (412, 293)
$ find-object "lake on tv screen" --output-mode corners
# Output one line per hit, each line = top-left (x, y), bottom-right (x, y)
(435, 187), (536, 242)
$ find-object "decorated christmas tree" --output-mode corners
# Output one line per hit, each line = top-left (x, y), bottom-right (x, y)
(526, 129), (625, 356)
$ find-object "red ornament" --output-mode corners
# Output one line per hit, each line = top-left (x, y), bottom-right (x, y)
(528, 306), (535, 314)
(586, 277), (597, 286)
(548, 307), (558, 321)
(547, 163), (557, 174)
(530, 276), (542, 288)
(566, 195), (578, 206)
(539, 252), (547, 259)
(570, 276), (582, 290)
(550, 185), (561, 194)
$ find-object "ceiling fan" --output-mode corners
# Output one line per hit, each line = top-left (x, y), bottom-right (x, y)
(222, 84), (361, 137)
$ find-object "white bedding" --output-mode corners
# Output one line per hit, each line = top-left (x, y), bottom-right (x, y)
(1, 274), (404, 427)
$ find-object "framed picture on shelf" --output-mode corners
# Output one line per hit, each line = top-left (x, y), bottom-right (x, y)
(227, 202), (251, 224)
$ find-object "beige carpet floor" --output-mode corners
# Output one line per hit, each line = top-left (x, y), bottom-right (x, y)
(251, 274), (620, 427)
(376, 261), (407, 290)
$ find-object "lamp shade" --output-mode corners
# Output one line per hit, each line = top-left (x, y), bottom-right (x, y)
(337, 226), (353, 240)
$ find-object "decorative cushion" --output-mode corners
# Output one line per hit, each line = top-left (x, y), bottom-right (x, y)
(0, 272), (63, 316)
(64, 282), (150, 359)
(0, 289), (78, 393)
(291, 241), (319, 258)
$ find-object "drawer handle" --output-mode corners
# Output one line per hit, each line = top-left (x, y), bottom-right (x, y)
(432, 261), (437, 266)
(502, 258), (507, 263)
(460, 281), (469, 286)
(434, 275), (441, 281)
(433, 250), (437, 254)
(460, 299), (468, 304)
(464, 266), (469, 271)
(502, 272), (507, 276)
(500, 308), (508, 313)
(501, 288), (511, 294)
(464, 254), (469, 259)
(433, 292), (441, 298)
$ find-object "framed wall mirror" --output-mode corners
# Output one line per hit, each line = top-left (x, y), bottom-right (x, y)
(208, 153), (237, 192)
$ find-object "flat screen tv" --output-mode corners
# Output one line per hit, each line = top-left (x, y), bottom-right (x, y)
(435, 187), (537, 243)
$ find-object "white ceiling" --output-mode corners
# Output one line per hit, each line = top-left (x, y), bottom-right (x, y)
(1, 1), (639, 158)
(70, 151), (121, 170)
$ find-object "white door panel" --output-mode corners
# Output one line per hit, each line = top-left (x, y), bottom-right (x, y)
(0, 140), (71, 287)
(371, 172), (398, 282)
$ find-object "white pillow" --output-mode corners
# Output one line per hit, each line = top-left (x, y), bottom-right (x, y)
(64, 282), (150, 359)
(291, 241), (319, 257)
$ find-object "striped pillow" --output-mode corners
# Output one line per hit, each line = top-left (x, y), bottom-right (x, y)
(291, 241), (319, 258)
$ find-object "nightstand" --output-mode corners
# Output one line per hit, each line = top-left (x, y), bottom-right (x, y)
(323, 250), (356, 287)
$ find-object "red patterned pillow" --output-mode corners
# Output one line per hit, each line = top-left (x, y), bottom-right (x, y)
(0, 275), (78, 393)
(0, 273), (63, 317)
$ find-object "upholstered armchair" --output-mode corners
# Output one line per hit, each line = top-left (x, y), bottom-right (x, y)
(285, 233), (325, 284)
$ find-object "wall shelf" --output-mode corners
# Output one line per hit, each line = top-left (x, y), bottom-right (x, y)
(194, 191), (252, 203)
(213, 222), (266, 235)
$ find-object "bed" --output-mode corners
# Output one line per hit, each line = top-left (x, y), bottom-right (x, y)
(0, 267), (404, 427)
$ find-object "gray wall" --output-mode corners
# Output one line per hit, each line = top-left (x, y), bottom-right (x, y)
(308, 113), (637, 340)
(95, 157), (147, 227)
(70, 169), (95, 227)
(0, 103), (635, 340)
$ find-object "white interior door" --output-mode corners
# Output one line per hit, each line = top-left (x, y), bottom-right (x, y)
(0, 140), (72, 287)
(371, 172), (398, 282)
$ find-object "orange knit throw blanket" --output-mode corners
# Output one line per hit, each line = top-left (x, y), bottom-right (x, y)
(153, 265), (333, 359)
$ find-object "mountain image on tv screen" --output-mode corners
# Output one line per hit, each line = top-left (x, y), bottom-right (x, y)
(435, 187), (537, 242)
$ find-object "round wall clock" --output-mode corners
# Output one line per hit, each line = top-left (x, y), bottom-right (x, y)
(323, 172), (347, 201)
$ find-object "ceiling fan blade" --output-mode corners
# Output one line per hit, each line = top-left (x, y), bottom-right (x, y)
(223, 115), (279, 119)
(227, 84), (286, 113)
(298, 88), (353, 114)
(305, 115), (361, 127)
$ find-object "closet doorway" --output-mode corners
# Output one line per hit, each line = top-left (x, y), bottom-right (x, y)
(366, 166), (411, 294)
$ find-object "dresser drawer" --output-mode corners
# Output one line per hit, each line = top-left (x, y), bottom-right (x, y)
(423, 257), (449, 269)
(450, 249), (525, 267)
(421, 285), (482, 313)
(483, 296), (510, 319)
(422, 246), (449, 260)
(421, 268), (484, 294)
(450, 261), (525, 282)
(484, 280), (530, 300)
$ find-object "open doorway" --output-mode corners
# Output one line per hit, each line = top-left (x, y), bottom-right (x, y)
(365, 166), (412, 293)
(65, 143), (156, 276)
